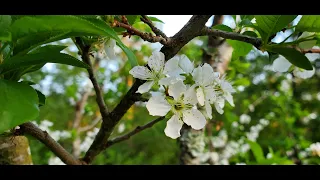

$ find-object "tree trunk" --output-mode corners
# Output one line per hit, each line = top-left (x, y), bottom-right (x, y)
(0, 135), (33, 165)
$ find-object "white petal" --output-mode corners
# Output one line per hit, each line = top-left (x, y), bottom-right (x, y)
(148, 51), (165, 72)
(182, 109), (206, 130)
(183, 84), (198, 105)
(205, 101), (212, 119)
(201, 63), (216, 85)
(164, 115), (183, 139)
(179, 55), (194, 74)
(146, 96), (171, 116)
(196, 87), (205, 106)
(293, 67), (315, 79)
(221, 80), (236, 93)
(105, 39), (116, 60)
(192, 65), (204, 85)
(159, 76), (185, 86)
(129, 66), (153, 80)
(214, 97), (225, 114)
(168, 80), (186, 100)
(272, 56), (292, 72)
(136, 81), (154, 94)
(224, 92), (235, 107)
(204, 86), (217, 103)
(164, 57), (184, 76)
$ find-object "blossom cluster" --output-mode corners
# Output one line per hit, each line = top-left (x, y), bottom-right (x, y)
(129, 51), (235, 139)
(308, 142), (320, 157)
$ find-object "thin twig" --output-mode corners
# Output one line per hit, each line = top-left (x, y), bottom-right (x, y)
(105, 117), (165, 148)
(140, 15), (168, 38)
(78, 116), (102, 133)
(114, 20), (169, 45)
(75, 37), (109, 119)
(20, 122), (83, 165)
(200, 27), (262, 49)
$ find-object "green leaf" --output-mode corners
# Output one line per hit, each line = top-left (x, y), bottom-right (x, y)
(10, 15), (138, 67)
(212, 24), (233, 32)
(0, 79), (39, 134)
(35, 89), (46, 107)
(126, 15), (139, 25)
(0, 15), (12, 41)
(19, 80), (36, 85)
(147, 16), (164, 24)
(240, 15), (254, 21)
(226, 39), (253, 60)
(247, 140), (265, 163)
(242, 31), (258, 38)
(296, 15), (320, 32)
(239, 19), (254, 27)
(267, 46), (313, 70)
(0, 45), (89, 75)
(255, 15), (297, 43)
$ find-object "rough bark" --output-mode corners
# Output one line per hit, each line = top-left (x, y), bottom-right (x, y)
(0, 135), (33, 165)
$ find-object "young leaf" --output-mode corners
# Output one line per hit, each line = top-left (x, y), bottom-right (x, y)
(126, 15), (139, 25)
(247, 140), (265, 163)
(0, 79), (39, 134)
(242, 31), (258, 38)
(296, 15), (320, 32)
(147, 16), (164, 24)
(212, 24), (233, 32)
(35, 89), (46, 107)
(240, 15), (254, 21)
(226, 39), (253, 60)
(0, 15), (12, 41)
(255, 15), (297, 43)
(267, 46), (313, 70)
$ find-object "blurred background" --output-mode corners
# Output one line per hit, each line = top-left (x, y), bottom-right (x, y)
(23, 15), (320, 165)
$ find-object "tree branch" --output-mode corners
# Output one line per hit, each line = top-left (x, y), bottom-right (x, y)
(140, 15), (168, 38)
(301, 48), (320, 54)
(105, 117), (165, 148)
(75, 37), (109, 119)
(20, 122), (83, 165)
(114, 20), (169, 45)
(78, 116), (102, 133)
(81, 15), (212, 164)
(200, 27), (262, 49)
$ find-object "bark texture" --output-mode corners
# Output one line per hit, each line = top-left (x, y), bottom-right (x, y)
(0, 135), (33, 165)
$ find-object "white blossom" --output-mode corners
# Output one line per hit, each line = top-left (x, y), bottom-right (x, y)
(217, 75), (236, 107)
(192, 63), (219, 118)
(129, 52), (166, 93)
(159, 54), (195, 86)
(146, 81), (206, 139)
(240, 114), (251, 124)
(309, 142), (320, 157)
